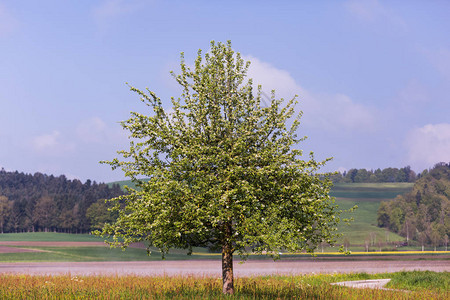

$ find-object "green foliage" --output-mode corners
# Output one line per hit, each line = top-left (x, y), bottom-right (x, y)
(99, 41), (341, 261)
(86, 199), (117, 231)
(376, 163), (450, 247)
(330, 166), (417, 183)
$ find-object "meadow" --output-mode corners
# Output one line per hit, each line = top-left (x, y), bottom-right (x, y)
(330, 183), (414, 251)
(0, 271), (447, 299)
(0, 183), (448, 299)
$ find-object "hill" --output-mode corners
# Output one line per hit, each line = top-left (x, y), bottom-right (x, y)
(377, 162), (449, 249)
(331, 183), (413, 250)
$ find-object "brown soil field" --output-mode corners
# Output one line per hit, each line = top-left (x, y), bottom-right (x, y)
(0, 260), (448, 277)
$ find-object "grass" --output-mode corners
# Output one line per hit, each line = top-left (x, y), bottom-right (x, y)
(0, 271), (447, 299)
(0, 246), (218, 262)
(330, 183), (414, 199)
(331, 183), (414, 248)
(0, 232), (106, 242)
(387, 271), (449, 292)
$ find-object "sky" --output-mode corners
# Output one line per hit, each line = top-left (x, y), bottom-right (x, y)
(0, 0), (449, 183)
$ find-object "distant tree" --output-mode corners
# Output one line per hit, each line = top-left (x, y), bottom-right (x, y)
(98, 41), (344, 295)
(354, 169), (370, 183)
(377, 163), (450, 247)
(0, 196), (11, 233)
(33, 196), (57, 232)
(86, 199), (115, 230)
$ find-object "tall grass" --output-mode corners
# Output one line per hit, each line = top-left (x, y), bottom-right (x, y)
(0, 272), (447, 299)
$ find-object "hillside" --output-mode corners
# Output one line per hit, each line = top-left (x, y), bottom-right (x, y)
(377, 162), (449, 249)
(331, 183), (413, 250)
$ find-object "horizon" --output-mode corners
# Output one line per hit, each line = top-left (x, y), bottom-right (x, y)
(1, 1), (449, 182)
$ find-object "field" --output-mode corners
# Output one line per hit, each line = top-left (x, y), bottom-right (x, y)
(0, 271), (447, 299)
(330, 183), (414, 251)
(0, 182), (448, 299)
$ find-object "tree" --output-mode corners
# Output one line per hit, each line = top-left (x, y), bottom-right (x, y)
(98, 41), (342, 295)
(86, 199), (116, 230)
(0, 196), (11, 233)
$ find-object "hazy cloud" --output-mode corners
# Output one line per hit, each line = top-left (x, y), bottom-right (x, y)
(345, 0), (406, 29)
(245, 55), (376, 133)
(76, 117), (108, 143)
(405, 123), (450, 171)
(32, 131), (75, 156)
(0, 3), (18, 37)
(394, 80), (430, 113)
(427, 48), (450, 82)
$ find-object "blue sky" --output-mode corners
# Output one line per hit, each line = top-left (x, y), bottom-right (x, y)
(1, 0), (449, 182)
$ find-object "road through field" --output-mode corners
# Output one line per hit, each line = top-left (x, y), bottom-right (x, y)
(0, 260), (448, 277)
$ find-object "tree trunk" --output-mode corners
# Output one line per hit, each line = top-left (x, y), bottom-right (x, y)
(222, 223), (234, 295)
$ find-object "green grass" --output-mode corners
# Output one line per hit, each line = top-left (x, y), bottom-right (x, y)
(330, 183), (414, 199)
(0, 232), (106, 242)
(0, 247), (212, 262)
(331, 183), (413, 249)
(387, 271), (449, 292)
(0, 272), (447, 299)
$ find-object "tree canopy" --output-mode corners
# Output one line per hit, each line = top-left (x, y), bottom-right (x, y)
(0, 168), (122, 233)
(99, 41), (342, 294)
(377, 162), (449, 249)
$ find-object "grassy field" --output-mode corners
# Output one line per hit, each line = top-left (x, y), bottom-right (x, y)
(330, 183), (414, 250)
(0, 271), (447, 299)
(0, 232), (105, 242)
(0, 182), (425, 259)
(0, 232), (447, 263)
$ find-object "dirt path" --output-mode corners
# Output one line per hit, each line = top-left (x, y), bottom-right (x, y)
(0, 260), (448, 277)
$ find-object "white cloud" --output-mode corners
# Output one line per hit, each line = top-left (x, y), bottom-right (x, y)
(0, 3), (18, 37)
(76, 117), (108, 143)
(345, 0), (406, 29)
(32, 131), (75, 156)
(405, 123), (450, 171)
(244, 55), (376, 133)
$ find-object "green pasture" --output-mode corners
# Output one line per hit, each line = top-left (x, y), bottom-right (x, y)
(331, 183), (413, 249)
(0, 246), (214, 262)
(0, 232), (105, 242)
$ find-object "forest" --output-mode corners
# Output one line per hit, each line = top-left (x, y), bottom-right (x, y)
(377, 162), (449, 249)
(329, 166), (417, 183)
(0, 169), (123, 234)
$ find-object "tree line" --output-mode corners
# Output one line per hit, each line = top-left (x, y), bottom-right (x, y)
(329, 166), (417, 183)
(0, 169), (123, 234)
(377, 162), (449, 250)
